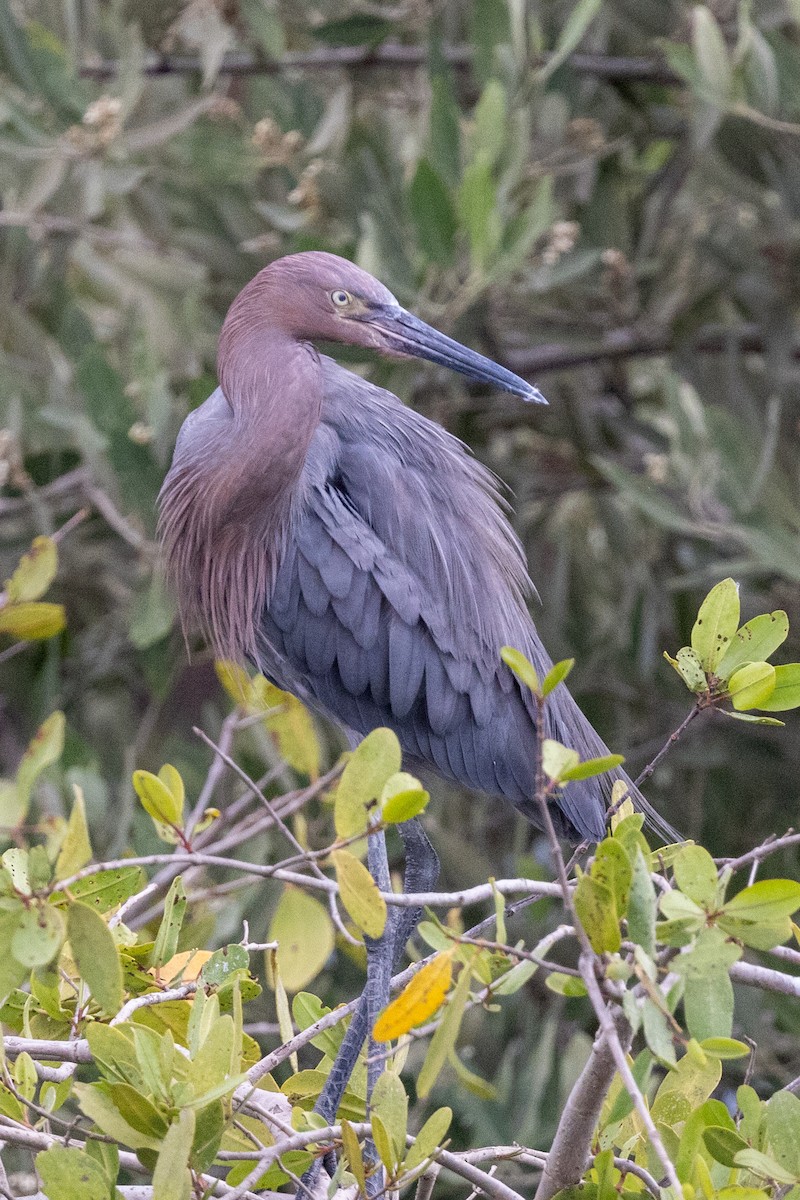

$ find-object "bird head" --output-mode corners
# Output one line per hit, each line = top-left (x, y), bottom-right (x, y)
(229, 251), (546, 404)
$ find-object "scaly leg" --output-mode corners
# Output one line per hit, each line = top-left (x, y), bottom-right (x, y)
(302, 818), (439, 1192)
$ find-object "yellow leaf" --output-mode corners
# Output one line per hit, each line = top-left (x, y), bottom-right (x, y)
(214, 660), (255, 707)
(334, 728), (401, 838)
(268, 887), (335, 992)
(54, 786), (92, 880)
(373, 951), (453, 1042)
(0, 602), (66, 640)
(261, 684), (320, 779)
(132, 769), (184, 831)
(541, 738), (579, 782)
(6, 536), (58, 603)
(331, 849), (386, 939)
(154, 950), (213, 984)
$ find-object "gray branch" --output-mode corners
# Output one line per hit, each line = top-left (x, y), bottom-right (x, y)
(534, 1010), (632, 1200)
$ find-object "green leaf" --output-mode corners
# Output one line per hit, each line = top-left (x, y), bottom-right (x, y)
(591, 839), (632, 915)
(153, 1109), (195, 1200)
(720, 711), (785, 726)
(15, 712), (65, 818)
(129, 570), (175, 650)
(188, 1014), (236, 1098)
(5, 536), (58, 603)
(673, 844), (720, 908)
(691, 5), (732, 107)
(104, 1082), (169, 1137)
(734, 1148), (799, 1186)
(545, 971), (588, 997)
(675, 646), (708, 693)
(417, 960), (472, 1098)
(257, 679), (321, 779)
(538, 0), (602, 82)
(699, 1037), (751, 1060)
(36, 1145), (110, 1200)
(404, 1106), (452, 1172)
(501, 646), (540, 694)
(471, 80), (507, 169)
(672, 928), (741, 1041)
(757, 664), (800, 712)
(723, 879), (800, 923)
(542, 658), (575, 697)
(560, 753), (625, 783)
(151, 877), (187, 969)
(67, 866), (145, 911)
(575, 874), (620, 953)
(268, 886), (334, 992)
(73, 1082), (162, 1151)
(192, 1100), (225, 1174)
(334, 728), (401, 839)
(371, 1070), (408, 1165)
(691, 578), (740, 672)
(371, 1111), (397, 1173)
(199, 944), (249, 986)
(381, 772), (429, 824)
(765, 1090), (800, 1179)
(541, 739), (579, 783)
(428, 65), (460, 188)
(729, 661), (776, 711)
(55, 786), (92, 880)
(11, 903), (65, 967)
(331, 849), (387, 938)
(86, 1023), (143, 1087)
(627, 847), (657, 957)
(716, 611), (789, 679)
(0, 601), (66, 640)
(642, 997), (676, 1066)
(340, 1119), (367, 1194)
(459, 154), (499, 273)
(67, 900), (124, 1015)
(703, 1125), (750, 1168)
(409, 160), (457, 266)
(132, 768), (184, 834)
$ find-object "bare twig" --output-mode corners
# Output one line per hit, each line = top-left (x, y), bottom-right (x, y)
(77, 45), (681, 85)
(633, 702), (703, 790)
(110, 983), (198, 1025)
(720, 830), (800, 873)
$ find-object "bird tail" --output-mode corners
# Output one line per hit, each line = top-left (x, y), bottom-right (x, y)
(542, 678), (683, 846)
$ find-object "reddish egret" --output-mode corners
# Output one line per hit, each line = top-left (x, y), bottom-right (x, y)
(159, 251), (674, 1181)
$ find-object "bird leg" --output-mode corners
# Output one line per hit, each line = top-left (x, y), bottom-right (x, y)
(303, 817), (439, 1192)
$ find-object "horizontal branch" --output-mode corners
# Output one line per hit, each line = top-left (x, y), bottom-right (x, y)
(505, 322), (792, 379)
(78, 44), (680, 85)
(731, 960), (800, 998)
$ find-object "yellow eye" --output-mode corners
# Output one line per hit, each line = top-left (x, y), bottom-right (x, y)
(331, 289), (352, 308)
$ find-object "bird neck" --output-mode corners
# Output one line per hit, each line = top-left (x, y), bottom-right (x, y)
(160, 329), (322, 664)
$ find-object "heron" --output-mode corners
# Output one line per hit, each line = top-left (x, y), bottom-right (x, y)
(159, 251), (674, 1187)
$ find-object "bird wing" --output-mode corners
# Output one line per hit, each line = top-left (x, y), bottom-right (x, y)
(255, 369), (640, 842)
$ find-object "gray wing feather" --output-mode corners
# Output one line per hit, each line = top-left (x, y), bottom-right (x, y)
(253, 366), (654, 843)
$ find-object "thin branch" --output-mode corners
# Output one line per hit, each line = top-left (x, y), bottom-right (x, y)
(720, 829), (800, 873)
(633, 702), (703, 789)
(77, 45), (680, 85)
(531, 709), (684, 1198)
(53, 851), (562, 907)
(535, 1011), (631, 1200)
(110, 983), (198, 1025)
(217, 1119), (526, 1200)
(730, 961), (800, 998)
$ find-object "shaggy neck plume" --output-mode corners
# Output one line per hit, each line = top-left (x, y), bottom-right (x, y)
(159, 304), (321, 665)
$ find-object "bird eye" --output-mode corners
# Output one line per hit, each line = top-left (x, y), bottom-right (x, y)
(331, 289), (352, 308)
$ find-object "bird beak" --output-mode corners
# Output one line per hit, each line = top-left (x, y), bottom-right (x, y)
(366, 306), (547, 404)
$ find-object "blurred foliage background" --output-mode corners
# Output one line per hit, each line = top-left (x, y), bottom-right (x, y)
(2, 0), (800, 1173)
